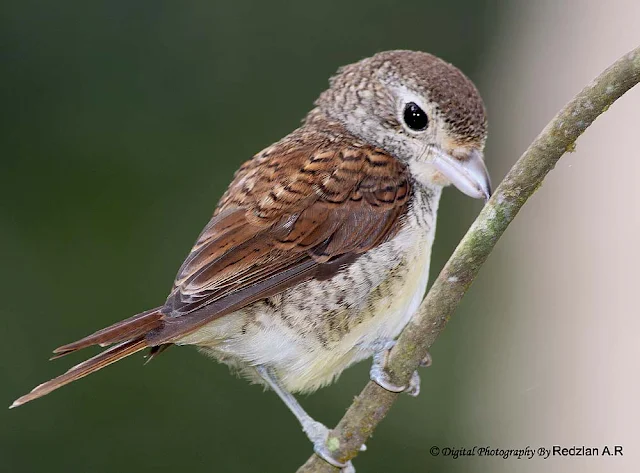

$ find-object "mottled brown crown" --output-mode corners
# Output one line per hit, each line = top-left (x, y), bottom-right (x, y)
(317, 50), (487, 146)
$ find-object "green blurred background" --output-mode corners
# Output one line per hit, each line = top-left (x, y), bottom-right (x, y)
(5, 1), (638, 473)
(1, 1), (502, 471)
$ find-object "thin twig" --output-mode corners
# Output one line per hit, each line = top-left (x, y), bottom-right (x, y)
(296, 46), (640, 473)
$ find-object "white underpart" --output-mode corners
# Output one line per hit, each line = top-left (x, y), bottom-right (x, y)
(177, 187), (442, 393)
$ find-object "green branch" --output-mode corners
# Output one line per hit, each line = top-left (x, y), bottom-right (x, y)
(296, 46), (640, 473)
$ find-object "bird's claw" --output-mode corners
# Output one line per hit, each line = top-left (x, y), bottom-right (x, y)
(313, 446), (355, 473)
(304, 420), (359, 472)
(420, 351), (433, 367)
(405, 370), (421, 397)
(369, 340), (431, 397)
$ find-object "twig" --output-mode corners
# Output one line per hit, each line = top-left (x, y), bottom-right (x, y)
(296, 46), (640, 473)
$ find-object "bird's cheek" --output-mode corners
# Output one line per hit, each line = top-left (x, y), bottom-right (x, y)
(428, 169), (451, 187)
(408, 159), (451, 188)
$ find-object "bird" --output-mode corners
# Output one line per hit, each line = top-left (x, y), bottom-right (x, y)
(11, 50), (490, 471)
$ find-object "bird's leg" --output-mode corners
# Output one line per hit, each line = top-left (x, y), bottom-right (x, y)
(256, 366), (357, 473)
(369, 340), (431, 397)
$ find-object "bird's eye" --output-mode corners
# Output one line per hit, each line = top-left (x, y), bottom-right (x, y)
(403, 102), (429, 132)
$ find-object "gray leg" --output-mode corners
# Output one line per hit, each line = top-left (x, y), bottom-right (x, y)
(369, 340), (428, 397)
(256, 366), (356, 472)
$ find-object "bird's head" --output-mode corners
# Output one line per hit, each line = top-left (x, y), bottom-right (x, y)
(315, 50), (491, 200)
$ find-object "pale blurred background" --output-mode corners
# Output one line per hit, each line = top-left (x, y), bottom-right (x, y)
(459, 1), (640, 472)
(1, 1), (638, 472)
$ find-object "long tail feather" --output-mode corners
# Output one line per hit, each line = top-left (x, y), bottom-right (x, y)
(51, 308), (163, 358)
(11, 337), (147, 408)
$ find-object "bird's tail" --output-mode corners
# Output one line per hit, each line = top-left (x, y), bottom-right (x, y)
(11, 308), (164, 408)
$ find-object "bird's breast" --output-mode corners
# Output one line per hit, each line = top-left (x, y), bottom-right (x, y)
(182, 186), (442, 393)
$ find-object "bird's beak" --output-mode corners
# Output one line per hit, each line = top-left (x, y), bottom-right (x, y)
(432, 148), (492, 201)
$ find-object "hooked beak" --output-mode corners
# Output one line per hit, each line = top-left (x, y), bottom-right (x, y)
(432, 148), (492, 201)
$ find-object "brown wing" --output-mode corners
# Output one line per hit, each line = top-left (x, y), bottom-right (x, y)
(10, 129), (411, 408)
(148, 133), (411, 344)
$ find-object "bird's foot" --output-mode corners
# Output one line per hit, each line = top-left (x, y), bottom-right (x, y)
(420, 351), (433, 368)
(255, 365), (364, 471)
(302, 419), (358, 472)
(369, 340), (431, 397)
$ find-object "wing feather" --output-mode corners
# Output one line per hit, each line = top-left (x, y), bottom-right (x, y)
(149, 128), (411, 344)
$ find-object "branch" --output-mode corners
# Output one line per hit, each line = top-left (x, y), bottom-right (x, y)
(296, 46), (640, 473)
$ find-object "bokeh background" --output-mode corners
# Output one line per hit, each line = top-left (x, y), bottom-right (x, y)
(1, 1), (638, 472)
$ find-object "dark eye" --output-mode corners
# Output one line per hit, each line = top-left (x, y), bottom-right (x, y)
(403, 102), (429, 131)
